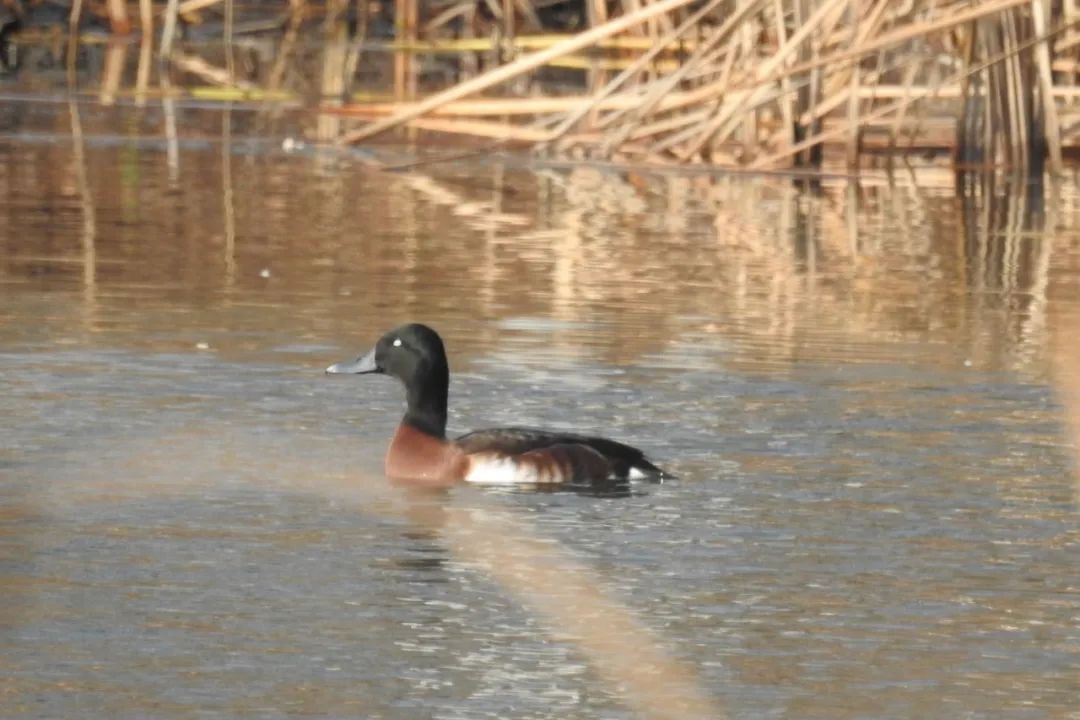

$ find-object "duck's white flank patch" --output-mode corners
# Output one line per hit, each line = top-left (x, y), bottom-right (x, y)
(627, 467), (649, 481)
(392, 338), (402, 347)
(464, 455), (541, 485)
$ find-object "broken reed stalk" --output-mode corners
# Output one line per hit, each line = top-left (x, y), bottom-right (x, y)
(330, 96), (637, 117)
(624, 0), (1059, 163)
(338, 0), (700, 144)
(321, 0), (1071, 171)
(751, 15), (1075, 168)
(594, 0), (768, 153)
(178, 0), (227, 13)
(664, 0), (844, 161)
(757, 0), (1031, 96)
(172, 52), (256, 90)
(542, 0), (731, 147)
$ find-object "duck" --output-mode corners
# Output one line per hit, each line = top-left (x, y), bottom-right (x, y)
(325, 323), (667, 488)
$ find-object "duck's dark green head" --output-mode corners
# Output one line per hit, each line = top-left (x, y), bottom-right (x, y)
(326, 323), (449, 437)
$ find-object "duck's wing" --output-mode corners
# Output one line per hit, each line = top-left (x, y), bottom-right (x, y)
(453, 426), (665, 481)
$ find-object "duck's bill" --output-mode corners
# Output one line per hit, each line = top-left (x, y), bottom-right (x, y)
(325, 347), (379, 374)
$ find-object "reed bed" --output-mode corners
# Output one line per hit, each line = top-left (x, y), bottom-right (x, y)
(42, 0), (1080, 171)
(327, 0), (1076, 173)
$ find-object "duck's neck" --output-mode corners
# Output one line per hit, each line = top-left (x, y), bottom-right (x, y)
(403, 374), (448, 439)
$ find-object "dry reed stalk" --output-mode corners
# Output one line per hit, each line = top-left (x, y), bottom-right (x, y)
(321, 0), (1077, 170)
(388, 34), (704, 52)
(1005, 13), (1029, 170)
(627, 107), (713, 142)
(990, 17), (1010, 168)
(268, 0), (307, 90)
(650, 85), (785, 156)
(796, 83), (849, 125)
(330, 96), (632, 117)
(885, 57), (921, 152)
(1051, 57), (1080, 70)
(681, 33), (739, 85)
(1055, 34), (1080, 54)
(513, 0), (541, 32)
(762, 0), (1030, 94)
(595, 0), (766, 152)
(587, 43), (743, 128)
(66, 0), (83, 78)
(801, 0), (823, 166)
(622, 0), (645, 37)
(845, 64), (859, 167)
(982, 34), (996, 169)
(1031, 0), (1064, 172)
(138, 0), (153, 37)
(543, 0), (731, 146)
(135, 29), (153, 105)
(630, 52), (756, 153)
(394, 0), (407, 98)
(394, 0), (419, 109)
(172, 51), (257, 90)
(856, 84), (964, 99)
(677, 0), (849, 160)
(772, 0), (795, 155)
(407, 116), (593, 142)
(423, 2), (471, 34)
(343, 0), (370, 97)
(589, 0), (608, 29)
(160, 0), (180, 59)
(955, 18), (978, 166)
(751, 14), (1073, 168)
(503, 0), (515, 42)
(319, 0), (349, 125)
(1066, 0), (1080, 60)
(747, 0), (1058, 168)
(546, 55), (682, 71)
(105, 0), (131, 34)
(844, 0), (860, 168)
(339, 0), (700, 144)
(99, 40), (126, 104)
(735, 4), (757, 159)
(224, 0), (235, 82)
(221, 100), (236, 286)
(325, 74), (752, 125)
(67, 98), (97, 298)
(819, 0), (890, 102)
(177, 0), (226, 14)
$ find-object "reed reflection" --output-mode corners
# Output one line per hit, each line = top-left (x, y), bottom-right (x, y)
(2, 117), (1078, 380)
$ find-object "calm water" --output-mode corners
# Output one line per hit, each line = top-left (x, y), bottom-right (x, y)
(3, 99), (1080, 719)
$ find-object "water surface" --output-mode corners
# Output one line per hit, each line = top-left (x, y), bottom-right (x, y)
(3, 99), (1080, 719)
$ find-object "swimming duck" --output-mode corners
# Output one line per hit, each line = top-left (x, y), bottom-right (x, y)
(326, 323), (666, 487)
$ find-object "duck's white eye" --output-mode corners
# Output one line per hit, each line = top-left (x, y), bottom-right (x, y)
(392, 338), (402, 347)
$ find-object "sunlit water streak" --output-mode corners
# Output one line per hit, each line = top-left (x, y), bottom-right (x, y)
(3, 100), (1080, 718)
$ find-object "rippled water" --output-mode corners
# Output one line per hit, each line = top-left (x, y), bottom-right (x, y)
(3, 100), (1080, 719)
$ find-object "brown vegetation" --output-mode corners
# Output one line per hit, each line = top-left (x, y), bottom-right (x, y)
(41, 1), (1080, 171)
(328, 0), (1077, 173)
